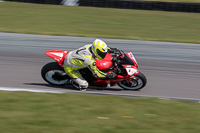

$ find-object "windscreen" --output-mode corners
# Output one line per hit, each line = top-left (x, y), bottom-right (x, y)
(119, 53), (135, 66)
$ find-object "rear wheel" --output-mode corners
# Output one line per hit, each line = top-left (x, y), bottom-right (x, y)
(41, 62), (70, 86)
(117, 72), (147, 90)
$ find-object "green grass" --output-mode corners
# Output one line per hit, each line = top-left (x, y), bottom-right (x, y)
(143, 0), (200, 3)
(0, 2), (200, 43)
(0, 91), (200, 133)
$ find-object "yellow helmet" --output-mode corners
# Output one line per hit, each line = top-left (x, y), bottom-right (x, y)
(91, 39), (108, 60)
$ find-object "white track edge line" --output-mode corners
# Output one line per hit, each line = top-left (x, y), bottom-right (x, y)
(0, 87), (199, 102)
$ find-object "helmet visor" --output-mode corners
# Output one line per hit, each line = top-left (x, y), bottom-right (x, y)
(96, 49), (107, 60)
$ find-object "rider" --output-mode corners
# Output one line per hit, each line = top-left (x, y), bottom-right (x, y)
(64, 39), (116, 91)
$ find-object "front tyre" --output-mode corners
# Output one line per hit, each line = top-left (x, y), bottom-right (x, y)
(41, 62), (70, 86)
(117, 72), (147, 90)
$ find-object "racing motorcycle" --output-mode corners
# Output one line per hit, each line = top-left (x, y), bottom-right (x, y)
(41, 49), (147, 90)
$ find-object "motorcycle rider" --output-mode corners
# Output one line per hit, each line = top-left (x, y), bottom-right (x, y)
(64, 39), (117, 91)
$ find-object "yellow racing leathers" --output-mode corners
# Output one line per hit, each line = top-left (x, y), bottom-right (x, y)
(64, 44), (109, 89)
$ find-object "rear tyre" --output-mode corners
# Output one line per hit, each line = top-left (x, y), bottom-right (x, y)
(117, 72), (147, 90)
(41, 62), (70, 86)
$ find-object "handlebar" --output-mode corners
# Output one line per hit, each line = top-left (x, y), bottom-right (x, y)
(112, 49), (124, 60)
(111, 49), (124, 74)
(117, 50), (124, 58)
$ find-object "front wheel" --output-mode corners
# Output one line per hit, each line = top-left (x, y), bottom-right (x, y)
(117, 72), (147, 90)
(41, 62), (70, 86)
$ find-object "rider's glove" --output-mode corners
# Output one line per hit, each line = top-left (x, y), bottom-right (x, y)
(106, 72), (115, 79)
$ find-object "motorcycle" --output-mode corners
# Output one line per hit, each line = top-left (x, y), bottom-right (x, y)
(41, 49), (147, 90)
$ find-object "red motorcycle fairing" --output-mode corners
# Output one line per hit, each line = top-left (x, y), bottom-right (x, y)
(95, 53), (113, 70)
(45, 50), (69, 65)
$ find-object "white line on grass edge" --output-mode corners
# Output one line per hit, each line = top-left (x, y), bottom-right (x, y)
(0, 87), (199, 102)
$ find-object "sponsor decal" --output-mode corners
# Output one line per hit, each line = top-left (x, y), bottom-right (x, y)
(129, 52), (134, 58)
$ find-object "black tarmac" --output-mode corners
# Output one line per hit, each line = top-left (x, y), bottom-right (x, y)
(0, 32), (200, 100)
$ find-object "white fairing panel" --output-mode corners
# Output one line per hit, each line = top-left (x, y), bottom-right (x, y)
(126, 68), (137, 76)
(49, 52), (63, 57)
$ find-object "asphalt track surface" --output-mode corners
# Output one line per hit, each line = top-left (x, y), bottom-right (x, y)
(0, 32), (200, 101)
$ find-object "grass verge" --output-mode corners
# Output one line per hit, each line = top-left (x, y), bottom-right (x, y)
(0, 91), (200, 133)
(0, 2), (200, 43)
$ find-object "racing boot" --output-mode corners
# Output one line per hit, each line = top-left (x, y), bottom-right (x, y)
(73, 78), (88, 91)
